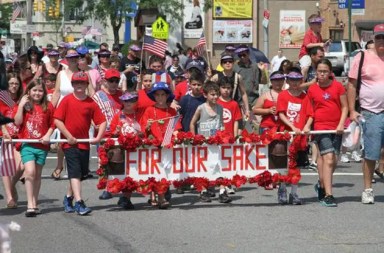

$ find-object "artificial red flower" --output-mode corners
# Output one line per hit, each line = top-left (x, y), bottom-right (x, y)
(154, 178), (171, 195)
(96, 168), (104, 176)
(107, 178), (123, 194)
(215, 178), (232, 187)
(97, 177), (108, 190)
(193, 177), (209, 192)
(103, 138), (115, 150)
(121, 176), (138, 192)
(191, 134), (206, 146)
(231, 174), (247, 188)
(172, 179), (184, 189)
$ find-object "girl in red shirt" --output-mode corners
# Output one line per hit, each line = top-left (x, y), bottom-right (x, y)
(1, 73), (24, 209)
(14, 79), (55, 217)
(253, 71), (285, 133)
(306, 59), (348, 207)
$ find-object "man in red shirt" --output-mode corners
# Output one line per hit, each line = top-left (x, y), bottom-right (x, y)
(299, 14), (331, 80)
(54, 71), (106, 216)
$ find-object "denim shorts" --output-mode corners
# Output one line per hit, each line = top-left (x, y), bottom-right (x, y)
(20, 144), (48, 165)
(361, 110), (384, 161)
(314, 134), (342, 155)
(63, 147), (90, 180)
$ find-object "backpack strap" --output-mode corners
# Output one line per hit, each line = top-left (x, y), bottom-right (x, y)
(356, 51), (364, 96)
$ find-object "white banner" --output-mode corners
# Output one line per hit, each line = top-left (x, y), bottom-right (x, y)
(183, 0), (205, 38)
(110, 144), (270, 181)
(10, 20), (27, 35)
(212, 20), (252, 44)
(279, 10), (306, 49)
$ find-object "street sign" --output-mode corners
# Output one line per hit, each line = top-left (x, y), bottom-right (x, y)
(151, 17), (169, 39)
(10, 20), (27, 34)
(338, 0), (365, 9)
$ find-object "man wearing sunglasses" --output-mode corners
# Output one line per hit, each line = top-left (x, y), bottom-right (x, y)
(347, 24), (384, 204)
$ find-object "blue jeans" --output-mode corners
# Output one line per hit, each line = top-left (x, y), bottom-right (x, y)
(361, 110), (384, 161)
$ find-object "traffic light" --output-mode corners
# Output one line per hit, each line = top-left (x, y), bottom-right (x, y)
(33, 1), (38, 12)
(48, 7), (53, 17)
(54, 0), (60, 17)
(41, 1), (46, 11)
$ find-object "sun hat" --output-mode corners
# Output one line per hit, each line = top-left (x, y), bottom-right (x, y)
(309, 17), (325, 24)
(98, 49), (111, 57)
(286, 71), (303, 79)
(71, 71), (89, 83)
(66, 51), (80, 58)
(119, 92), (138, 101)
(225, 44), (236, 51)
(270, 71), (286, 80)
(48, 49), (60, 56)
(374, 24), (384, 36)
(220, 53), (234, 62)
(105, 69), (121, 80)
(76, 46), (89, 55)
(147, 82), (175, 102)
(235, 45), (249, 54)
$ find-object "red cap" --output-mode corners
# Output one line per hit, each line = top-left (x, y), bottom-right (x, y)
(71, 71), (89, 83)
(105, 69), (120, 80)
(374, 24), (384, 36)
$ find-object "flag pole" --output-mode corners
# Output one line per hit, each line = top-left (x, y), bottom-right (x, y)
(203, 28), (211, 69)
(137, 37), (146, 90)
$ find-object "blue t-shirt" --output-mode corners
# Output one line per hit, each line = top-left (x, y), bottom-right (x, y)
(179, 94), (206, 132)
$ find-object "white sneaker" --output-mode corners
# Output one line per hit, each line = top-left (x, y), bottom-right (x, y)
(225, 186), (235, 195)
(351, 151), (362, 162)
(340, 154), (350, 163)
(362, 188), (374, 204)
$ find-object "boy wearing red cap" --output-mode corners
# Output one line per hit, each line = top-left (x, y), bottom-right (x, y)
(54, 71), (106, 215)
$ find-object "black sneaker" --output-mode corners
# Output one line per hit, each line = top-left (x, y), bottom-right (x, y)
(200, 192), (212, 202)
(99, 191), (113, 200)
(165, 187), (172, 201)
(219, 192), (232, 203)
(320, 195), (337, 207)
(314, 181), (325, 201)
(117, 197), (135, 210)
(207, 189), (216, 198)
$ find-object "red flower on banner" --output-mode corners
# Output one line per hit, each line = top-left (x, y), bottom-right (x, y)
(216, 178), (232, 187)
(96, 167), (104, 176)
(107, 178), (123, 194)
(193, 177), (209, 192)
(172, 179), (184, 189)
(231, 175), (247, 188)
(121, 176), (138, 192)
(97, 177), (108, 190)
(191, 134), (206, 146)
(154, 178), (171, 195)
(103, 138), (115, 150)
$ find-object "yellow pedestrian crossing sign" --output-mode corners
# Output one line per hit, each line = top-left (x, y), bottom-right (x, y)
(152, 17), (169, 39)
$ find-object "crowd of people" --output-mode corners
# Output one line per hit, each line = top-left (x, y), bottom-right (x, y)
(0, 15), (383, 216)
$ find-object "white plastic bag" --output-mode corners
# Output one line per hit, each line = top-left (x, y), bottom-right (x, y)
(342, 121), (361, 151)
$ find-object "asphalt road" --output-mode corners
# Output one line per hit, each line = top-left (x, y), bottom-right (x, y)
(1, 149), (384, 253)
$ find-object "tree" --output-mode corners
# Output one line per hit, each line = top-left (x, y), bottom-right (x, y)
(0, 4), (15, 33)
(66, 0), (184, 45)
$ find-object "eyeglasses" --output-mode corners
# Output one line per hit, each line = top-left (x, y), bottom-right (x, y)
(317, 70), (330, 74)
(8, 82), (19, 86)
(222, 60), (233, 64)
(238, 54), (247, 58)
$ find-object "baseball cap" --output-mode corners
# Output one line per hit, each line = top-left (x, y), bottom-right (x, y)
(221, 53), (234, 62)
(185, 60), (204, 73)
(374, 24), (384, 37)
(119, 92), (138, 101)
(129, 45), (141, 51)
(105, 69), (121, 80)
(72, 71), (89, 83)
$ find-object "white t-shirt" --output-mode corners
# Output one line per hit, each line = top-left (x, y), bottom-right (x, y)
(270, 55), (286, 72)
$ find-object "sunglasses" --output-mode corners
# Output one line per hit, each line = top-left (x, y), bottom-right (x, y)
(238, 54), (247, 58)
(123, 98), (138, 103)
(222, 60), (233, 64)
(375, 35), (384, 40)
(108, 78), (120, 83)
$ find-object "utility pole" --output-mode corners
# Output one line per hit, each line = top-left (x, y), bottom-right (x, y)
(347, 0), (352, 71)
(26, 0), (33, 48)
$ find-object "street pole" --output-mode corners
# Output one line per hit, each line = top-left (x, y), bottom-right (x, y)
(263, 0), (269, 58)
(348, 0), (352, 71)
(26, 0), (33, 48)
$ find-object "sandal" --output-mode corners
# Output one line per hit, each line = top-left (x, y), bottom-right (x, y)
(147, 199), (158, 207)
(158, 200), (170, 209)
(25, 208), (37, 217)
(6, 200), (17, 209)
(51, 167), (64, 180)
(374, 169), (384, 179)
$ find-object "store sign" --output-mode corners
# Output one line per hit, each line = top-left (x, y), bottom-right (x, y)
(213, 0), (252, 18)
(213, 20), (252, 44)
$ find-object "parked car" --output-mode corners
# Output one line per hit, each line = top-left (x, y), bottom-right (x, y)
(325, 40), (361, 76)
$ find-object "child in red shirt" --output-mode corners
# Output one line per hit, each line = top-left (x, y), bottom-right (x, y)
(277, 69), (313, 206)
(136, 69), (156, 119)
(14, 79), (55, 217)
(306, 59), (348, 207)
(217, 78), (242, 138)
(140, 82), (181, 209)
(54, 71), (106, 216)
(44, 73), (56, 102)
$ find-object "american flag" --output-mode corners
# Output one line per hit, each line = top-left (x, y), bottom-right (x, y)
(11, 2), (22, 23)
(161, 114), (181, 147)
(0, 141), (16, 177)
(195, 32), (206, 56)
(143, 35), (168, 58)
(92, 91), (120, 134)
(0, 90), (15, 106)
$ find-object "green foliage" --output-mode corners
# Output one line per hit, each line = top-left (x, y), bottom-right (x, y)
(0, 4), (14, 31)
(121, 40), (138, 57)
